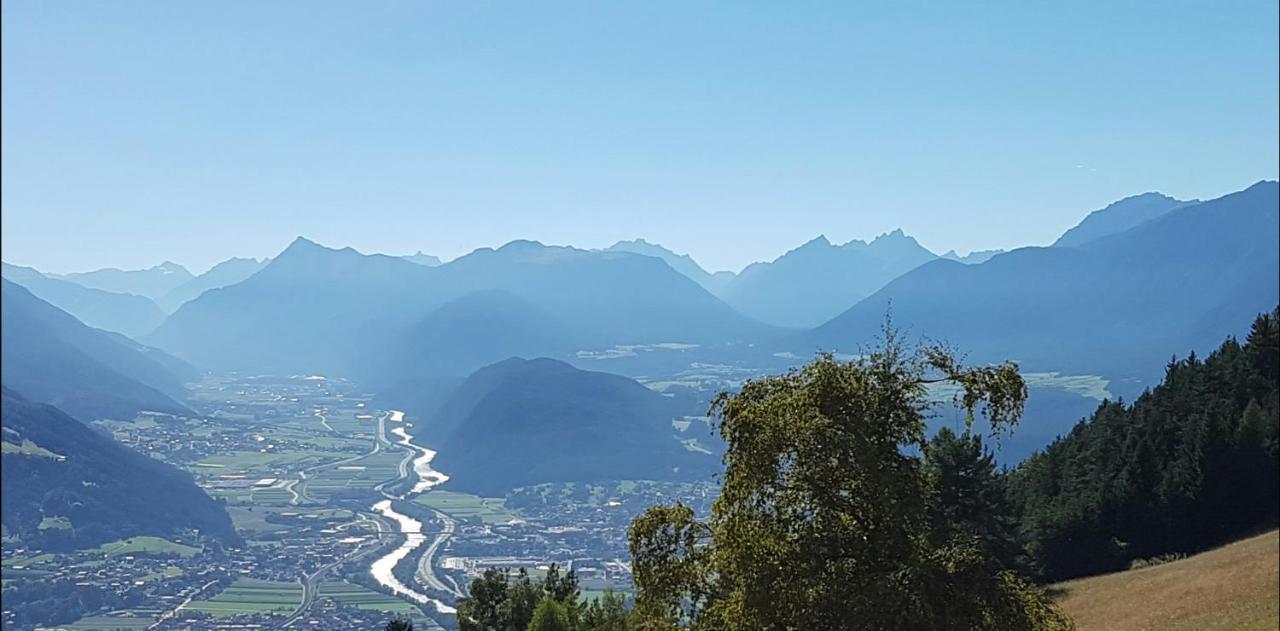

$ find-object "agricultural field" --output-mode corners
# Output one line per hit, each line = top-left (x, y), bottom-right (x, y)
(1054, 529), (1279, 630)
(413, 490), (517, 524)
(60, 612), (158, 630)
(318, 580), (420, 613)
(91, 536), (202, 558)
(300, 449), (402, 501)
(186, 578), (303, 618)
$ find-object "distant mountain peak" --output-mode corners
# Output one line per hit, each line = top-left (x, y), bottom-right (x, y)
(275, 236), (346, 261)
(402, 251), (443, 267)
(602, 239), (728, 293)
(286, 235), (325, 250)
(797, 235), (833, 250)
(1054, 191), (1197, 248)
(873, 228), (909, 241)
(497, 239), (549, 253)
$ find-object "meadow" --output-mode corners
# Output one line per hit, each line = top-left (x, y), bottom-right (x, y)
(60, 613), (159, 630)
(186, 578), (303, 618)
(318, 580), (420, 614)
(1054, 529), (1279, 630)
(413, 490), (517, 524)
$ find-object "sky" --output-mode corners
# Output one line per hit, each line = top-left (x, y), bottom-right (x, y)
(2, 2), (1277, 275)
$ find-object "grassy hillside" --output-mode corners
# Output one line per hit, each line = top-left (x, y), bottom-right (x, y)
(1054, 529), (1279, 630)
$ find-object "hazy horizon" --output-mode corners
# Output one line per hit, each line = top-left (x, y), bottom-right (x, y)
(4, 2), (1278, 274)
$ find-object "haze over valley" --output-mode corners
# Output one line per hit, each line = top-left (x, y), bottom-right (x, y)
(3, 2), (1277, 629)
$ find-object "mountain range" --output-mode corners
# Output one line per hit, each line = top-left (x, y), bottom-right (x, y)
(10, 180), (1276, 398)
(155, 257), (267, 312)
(147, 237), (777, 381)
(805, 181), (1280, 394)
(1, 263), (167, 338)
(2, 181), (1275, 509)
(716, 230), (940, 328)
(55, 261), (194, 301)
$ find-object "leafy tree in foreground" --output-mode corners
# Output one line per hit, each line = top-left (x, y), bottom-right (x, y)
(628, 329), (1073, 630)
(530, 596), (573, 631)
(457, 564), (585, 630)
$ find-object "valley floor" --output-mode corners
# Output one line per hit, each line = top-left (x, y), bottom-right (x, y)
(1053, 529), (1279, 631)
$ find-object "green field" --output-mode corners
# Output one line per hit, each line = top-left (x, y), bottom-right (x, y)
(186, 578), (303, 617)
(58, 613), (158, 630)
(301, 449), (402, 501)
(318, 580), (419, 613)
(92, 537), (201, 558)
(413, 490), (517, 524)
(38, 516), (71, 530)
(2, 438), (63, 459)
(193, 449), (343, 472)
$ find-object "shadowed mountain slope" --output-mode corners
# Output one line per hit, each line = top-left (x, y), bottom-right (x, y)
(2, 263), (166, 338)
(0, 387), (234, 549)
(2, 279), (192, 421)
(428, 358), (717, 495)
(156, 257), (267, 312)
(720, 229), (939, 328)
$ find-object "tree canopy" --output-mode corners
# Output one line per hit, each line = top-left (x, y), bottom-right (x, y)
(628, 330), (1072, 630)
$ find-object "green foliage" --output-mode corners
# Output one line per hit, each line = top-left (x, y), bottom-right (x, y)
(580, 590), (629, 631)
(1008, 308), (1280, 581)
(627, 330), (1071, 630)
(458, 564), (595, 631)
(924, 427), (1025, 572)
(529, 597), (572, 631)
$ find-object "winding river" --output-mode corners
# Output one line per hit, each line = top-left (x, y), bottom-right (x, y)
(368, 411), (457, 615)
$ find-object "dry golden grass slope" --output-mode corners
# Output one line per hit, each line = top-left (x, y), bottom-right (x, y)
(1054, 529), (1279, 631)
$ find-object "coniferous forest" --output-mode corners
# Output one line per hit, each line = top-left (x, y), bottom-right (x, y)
(1008, 308), (1280, 581)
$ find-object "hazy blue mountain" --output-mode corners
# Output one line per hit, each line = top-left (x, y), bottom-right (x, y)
(57, 261), (194, 301)
(402, 251), (443, 266)
(720, 229), (939, 328)
(147, 237), (435, 375)
(941, 249), (1005, 264)
(0, 387), (234, 550)
(2, 262), (166, 337)
(1052, 192), (1195, 247)
(806, 182), (1280, 393)
(2, 279), (193, 421)
(150, 237), (774, 378)
(380, 290), (581, 384)
(157, 257), (267, 312)
(434, 240), (770, 345)
(604, 239), (732, 294)
(428, 358), (717, 495)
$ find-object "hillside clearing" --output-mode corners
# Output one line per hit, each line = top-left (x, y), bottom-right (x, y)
(1054, 529), (1279, 631)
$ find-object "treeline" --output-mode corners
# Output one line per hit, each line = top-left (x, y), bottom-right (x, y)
(1008, 308), (1280, 580)
(454, 565), (627, 631)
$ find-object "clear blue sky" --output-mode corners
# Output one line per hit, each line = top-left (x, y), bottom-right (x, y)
(2, 2), (1276, 274)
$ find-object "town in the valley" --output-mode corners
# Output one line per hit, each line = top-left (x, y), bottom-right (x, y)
(1, 374), (718, 630)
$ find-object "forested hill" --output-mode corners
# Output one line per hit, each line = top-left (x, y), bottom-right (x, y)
(0, 387), (236, 550)
(1009, 307), (1280, 581)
